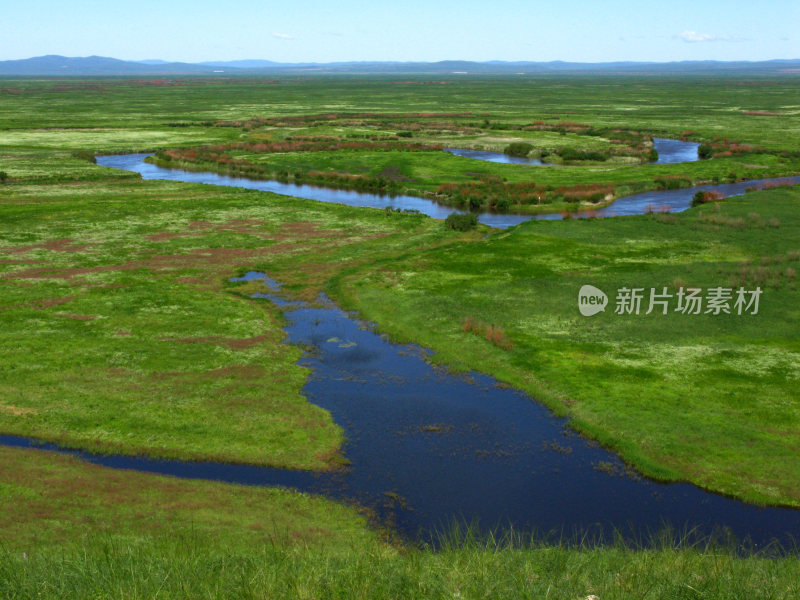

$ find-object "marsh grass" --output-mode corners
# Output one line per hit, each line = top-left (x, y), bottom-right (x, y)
(2, 526), (799, 600)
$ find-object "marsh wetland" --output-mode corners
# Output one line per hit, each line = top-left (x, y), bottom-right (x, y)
(3, 75), (800, 597)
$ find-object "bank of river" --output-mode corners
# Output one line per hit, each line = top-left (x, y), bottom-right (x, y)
(5, 271), (800, 549)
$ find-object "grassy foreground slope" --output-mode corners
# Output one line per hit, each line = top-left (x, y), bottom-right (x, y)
(1, 446), (799, 599)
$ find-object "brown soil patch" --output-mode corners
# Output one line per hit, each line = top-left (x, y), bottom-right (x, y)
(116, 330), (131, 337)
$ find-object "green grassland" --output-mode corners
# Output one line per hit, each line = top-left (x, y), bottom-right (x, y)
(2, 74), (800, 595)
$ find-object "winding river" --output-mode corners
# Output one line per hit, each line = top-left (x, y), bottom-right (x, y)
(5, 143), (799, 548)
(96, 140), (800, 229)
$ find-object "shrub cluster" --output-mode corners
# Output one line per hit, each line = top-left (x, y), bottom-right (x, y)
(445, 213), (478, 231)
(435, 180), (615, 210)
(691, 190), (725, 207)
(436, 181), (547, 211)
(554, 183), (614, 203)
(504, 142), (534, 157)
(553, 148), (608, 162)
(654, 176), (692, 190)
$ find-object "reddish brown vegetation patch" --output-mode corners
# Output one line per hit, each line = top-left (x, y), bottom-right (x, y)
(705, 137), (762, 158)
(462, 316), (513, 350)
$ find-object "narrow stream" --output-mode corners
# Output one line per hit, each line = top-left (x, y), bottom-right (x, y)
(6, 272), (800, 550)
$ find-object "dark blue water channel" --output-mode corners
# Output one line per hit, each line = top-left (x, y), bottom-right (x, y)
(6, 271), (800, 550)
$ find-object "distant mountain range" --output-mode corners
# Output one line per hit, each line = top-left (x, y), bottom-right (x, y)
(1, 55), (799, 76)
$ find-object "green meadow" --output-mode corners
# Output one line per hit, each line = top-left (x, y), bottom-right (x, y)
(2, 74), (800, 596)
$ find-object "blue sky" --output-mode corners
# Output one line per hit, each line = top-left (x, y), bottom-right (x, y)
(4, 0), (798, 63)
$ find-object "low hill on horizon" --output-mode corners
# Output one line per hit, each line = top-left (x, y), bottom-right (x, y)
(2, 54), (799, 76)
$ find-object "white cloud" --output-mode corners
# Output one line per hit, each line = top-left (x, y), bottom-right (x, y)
(677, 30), (746, 43)
(272, 33), (295, 40)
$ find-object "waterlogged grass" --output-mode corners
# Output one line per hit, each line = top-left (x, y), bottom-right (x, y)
(328, 185), (800, 505)
(3, 74), (800, 592)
